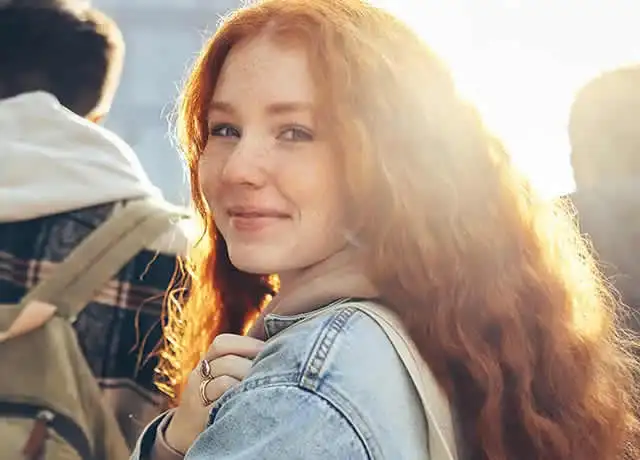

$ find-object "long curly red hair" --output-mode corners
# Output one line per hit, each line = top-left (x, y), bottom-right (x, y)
(156, 1), (639, 458)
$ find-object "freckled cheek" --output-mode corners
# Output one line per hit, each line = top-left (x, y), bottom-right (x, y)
(312, 172), (349, 227)
(197, 157), (224, 206)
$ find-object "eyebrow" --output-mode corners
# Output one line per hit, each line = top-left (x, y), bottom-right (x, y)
(208, 101), (314, 116)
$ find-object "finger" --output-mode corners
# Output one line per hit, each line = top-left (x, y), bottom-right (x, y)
(204, 333), (265, 361)
(208, 354), (254, 381)
(203, 375), (240, 405)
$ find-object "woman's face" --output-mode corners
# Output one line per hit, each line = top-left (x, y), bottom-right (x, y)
(199, 35), (348, 278)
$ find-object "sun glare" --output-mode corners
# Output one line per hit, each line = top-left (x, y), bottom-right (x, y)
(372, 0), (640, 198)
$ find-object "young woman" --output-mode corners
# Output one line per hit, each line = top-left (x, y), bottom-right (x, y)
(135, 0), (639, 458)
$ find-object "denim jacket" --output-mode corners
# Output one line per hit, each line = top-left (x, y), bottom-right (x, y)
(133, 301), (430, 459)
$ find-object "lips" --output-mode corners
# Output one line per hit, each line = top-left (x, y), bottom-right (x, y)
(226, 206), (290, 232)
(226, 206), (289, 219)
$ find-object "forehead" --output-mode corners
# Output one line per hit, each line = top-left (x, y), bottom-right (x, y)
(213, 35), (316, 104)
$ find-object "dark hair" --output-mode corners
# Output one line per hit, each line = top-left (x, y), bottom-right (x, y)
(0, 4), (124, 117)
(569, 65), (640, 189)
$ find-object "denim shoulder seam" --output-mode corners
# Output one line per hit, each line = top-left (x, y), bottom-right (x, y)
(298, 306), (359, 390)
(216, 371), (302, 407)
(214, 380), (374, 460)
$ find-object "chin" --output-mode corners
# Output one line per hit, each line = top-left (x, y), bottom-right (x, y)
(230, 261), (274, 275)
(227, 249), (280, 275)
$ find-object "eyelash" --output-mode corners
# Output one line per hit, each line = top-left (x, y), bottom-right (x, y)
(208, 123), (314, 142)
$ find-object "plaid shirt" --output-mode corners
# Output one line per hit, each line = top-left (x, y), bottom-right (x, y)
(0, 201), (185, 448)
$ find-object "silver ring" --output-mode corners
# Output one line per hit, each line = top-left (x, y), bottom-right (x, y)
(199, 359), (212, 379)
(199, 378), (215, 406)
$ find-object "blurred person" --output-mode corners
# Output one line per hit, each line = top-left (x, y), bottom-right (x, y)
(132, 1), (639, 459)
(568, 64), (640, 332)
(0, 0), (190, 452)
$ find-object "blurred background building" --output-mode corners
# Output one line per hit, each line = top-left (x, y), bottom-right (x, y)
(95, 0), (640, 202)
(94, 0), (241, 205)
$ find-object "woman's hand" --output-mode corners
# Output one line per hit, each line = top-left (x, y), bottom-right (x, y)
(164, 334), (265, 454)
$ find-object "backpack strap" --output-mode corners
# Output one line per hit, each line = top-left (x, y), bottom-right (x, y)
(22, 198), (187, 322)
(297, 299), (459, 460)
(348, 301), (459, 460)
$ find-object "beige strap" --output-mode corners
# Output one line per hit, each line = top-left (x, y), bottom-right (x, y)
(22, 198), (187, 322)
(349, 301), (458, 460)
(298, 299), (459, 460)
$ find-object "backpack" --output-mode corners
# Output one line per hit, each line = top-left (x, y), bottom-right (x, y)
(0, 198), (187, 460)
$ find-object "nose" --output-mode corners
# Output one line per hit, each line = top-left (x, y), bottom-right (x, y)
(219, 137), (268, 188)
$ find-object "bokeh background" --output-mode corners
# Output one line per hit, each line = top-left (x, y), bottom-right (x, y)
(95, 0), (640, 204)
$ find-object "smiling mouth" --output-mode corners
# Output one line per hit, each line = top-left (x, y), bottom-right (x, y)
(227, 209), (290, 232)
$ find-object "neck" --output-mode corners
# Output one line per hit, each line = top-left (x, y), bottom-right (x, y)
(276, 247), (354, 293)
(247, 247), (378, 339)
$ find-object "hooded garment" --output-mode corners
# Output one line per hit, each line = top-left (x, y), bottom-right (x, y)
(0, 91), (162, 222)
(0, 92), (190, 448)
